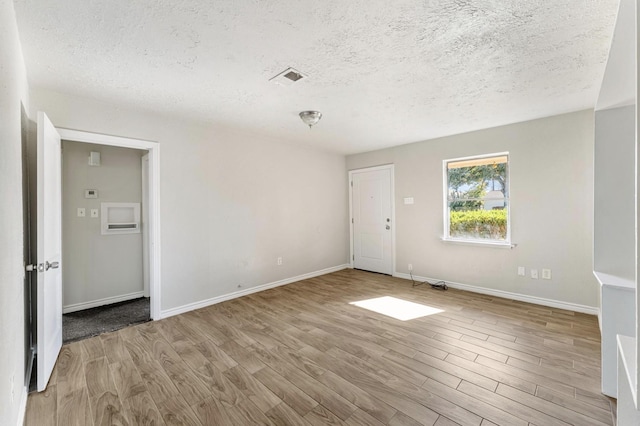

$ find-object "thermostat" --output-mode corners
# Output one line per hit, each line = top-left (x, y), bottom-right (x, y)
(85, 189), (98, 199)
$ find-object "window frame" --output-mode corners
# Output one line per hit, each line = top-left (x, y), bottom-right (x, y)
(442, 152), (511, 246)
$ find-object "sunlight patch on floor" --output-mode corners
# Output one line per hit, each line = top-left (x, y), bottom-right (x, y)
(349, 296), (444, 321)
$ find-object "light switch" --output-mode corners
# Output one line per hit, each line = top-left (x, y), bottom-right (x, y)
(90, 209), (99, 218)
(77, 208), (86, 217)
(403, 197), (414, 205)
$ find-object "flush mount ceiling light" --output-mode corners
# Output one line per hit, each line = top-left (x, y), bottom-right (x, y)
(299, 111), (322, 129)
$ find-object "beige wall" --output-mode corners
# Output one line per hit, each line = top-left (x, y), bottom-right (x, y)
(347, 110), (597, 308)
(31, 88), (350, 313)
(62, 141), (145, 310)
(0, 1), (29, 424)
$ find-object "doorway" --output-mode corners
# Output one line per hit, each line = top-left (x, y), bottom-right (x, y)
(60, 141), (149, 342)
(349, 165), (395, 275)
(56, 128), (161, 320)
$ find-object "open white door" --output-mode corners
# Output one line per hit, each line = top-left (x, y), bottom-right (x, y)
(351, 166), (393, 275)
(36, 111), (63, 391)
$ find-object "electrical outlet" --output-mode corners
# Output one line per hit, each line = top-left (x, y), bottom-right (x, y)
(517, 266), (525, 276)
(531, 269), (539, 279)
(77, 207), (86, 217)
(542, 269), (552, 280)
(90, 209), (99, 218)
(277, 257), (283, 266)
(408, 264), (413, 271)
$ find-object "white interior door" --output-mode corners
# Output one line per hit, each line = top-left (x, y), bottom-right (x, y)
(36, 111), (63, 391)
(352, 167), (393, 274)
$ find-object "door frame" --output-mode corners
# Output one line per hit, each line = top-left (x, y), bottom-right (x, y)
(348, 164), (396, 274)
(57, 128), (162, 320)
(141, 153), (150, 298)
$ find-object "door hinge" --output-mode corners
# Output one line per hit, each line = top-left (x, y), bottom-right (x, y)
(25, 264), (42, 272)
(350, 181), (353, 187)
(352, 255), (355, 261)
(351, 218), (354, 224)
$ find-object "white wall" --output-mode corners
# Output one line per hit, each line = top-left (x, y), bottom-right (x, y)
(30, 88), (350, 314)
(0, 1), (29, 424)
(62, 141), (145, 310)
(593, 105), (635, 280)
(594, 106), (636, 397)
(347, 110), (597, 308)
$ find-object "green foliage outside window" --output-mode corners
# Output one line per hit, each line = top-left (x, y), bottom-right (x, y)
(449, 209), (507, 240)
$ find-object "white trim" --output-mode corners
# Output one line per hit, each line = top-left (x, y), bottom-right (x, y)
(63, 291), (145, 314)
(390, 168), (396, 274)
(440, 238), (516, 249)
(394, 272), (598, 315)
(57, 128), (157, 149)
(57, 127), (162, 320)
(348, 173), (354, 268)
(160, 264), (349, 319)
(444, 151), (510, 165)
(16, 385), (28, 426)
(148, 145), (161, 320)
(348, 164), (396, 173)
(141, 154), (150, 298)
(348, 164), (396, 274)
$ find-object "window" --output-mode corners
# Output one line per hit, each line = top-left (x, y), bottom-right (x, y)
(444, 153), (509, 244)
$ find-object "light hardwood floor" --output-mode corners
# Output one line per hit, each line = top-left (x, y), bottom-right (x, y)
(24, 269), (614, 425)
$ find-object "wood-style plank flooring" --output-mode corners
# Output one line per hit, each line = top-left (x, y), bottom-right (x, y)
(25, 269), (614, 425)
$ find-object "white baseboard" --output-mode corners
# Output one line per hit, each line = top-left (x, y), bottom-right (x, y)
(16, 385), (27, 426)
(394, 272), (599, 315)
(63, 291), (145, 314)
(160, 264), (350, 319)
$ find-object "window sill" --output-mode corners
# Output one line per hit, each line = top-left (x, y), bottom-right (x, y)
(441, 238), (516, 249)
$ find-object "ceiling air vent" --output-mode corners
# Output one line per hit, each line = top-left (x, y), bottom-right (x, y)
(270, 67), (307, 86)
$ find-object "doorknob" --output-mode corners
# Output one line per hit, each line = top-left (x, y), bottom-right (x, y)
(45, 261), (59, 271)
(386, 225), (391, 230)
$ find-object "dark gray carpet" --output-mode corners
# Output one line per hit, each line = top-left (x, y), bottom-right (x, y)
(63, 297), (150, 343)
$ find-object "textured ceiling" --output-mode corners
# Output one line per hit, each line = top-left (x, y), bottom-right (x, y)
(13, 0), (619, 154)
